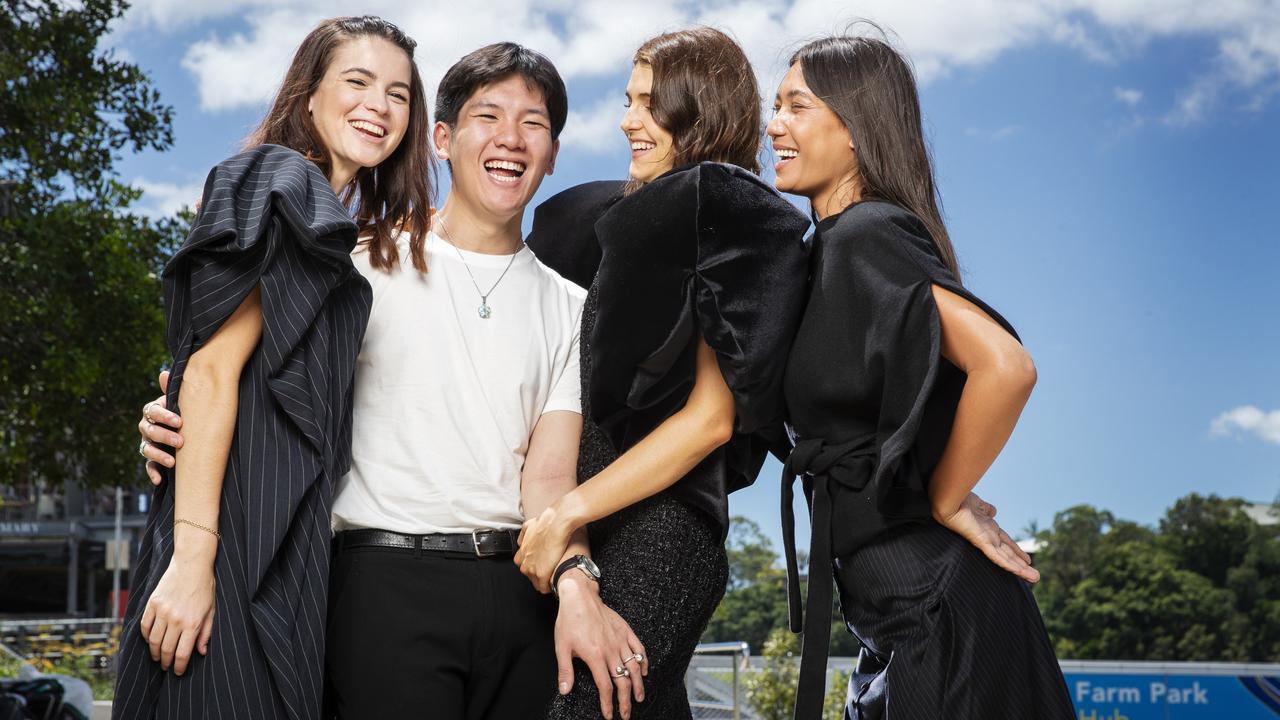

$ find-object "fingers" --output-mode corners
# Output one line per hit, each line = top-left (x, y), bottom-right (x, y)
(158, 369), (170, 394)
(585, 656), (616, 720)
(142, 418), (184, 452)
(622, 644), (645, 703)
(612, 666), (633, 719)
(198, 605), (215, 655)
(147, 609), (167, 663)
(140, 602), (156, 642)
(555, 640), (575, 696)
(139, 434), (177, 468)
(143, 394), (182, 430)
(173, 625), (198, 675)
(979, 522), (1040, 584)
(159, 620), (181, 671)
(146, 461), (163, 486)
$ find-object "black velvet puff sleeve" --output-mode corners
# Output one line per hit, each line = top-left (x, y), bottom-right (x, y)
(590, 162), (810, 498)
(526, 180), (625, 288)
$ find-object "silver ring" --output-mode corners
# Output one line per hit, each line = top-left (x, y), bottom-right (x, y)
(624, 653), (642, 665)
(611, 665), (629, 678)
(138, 439), (149, 458)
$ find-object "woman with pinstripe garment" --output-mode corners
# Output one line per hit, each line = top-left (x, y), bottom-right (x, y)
(116, 16), (430, 719)
(769, 36), (1076, 719)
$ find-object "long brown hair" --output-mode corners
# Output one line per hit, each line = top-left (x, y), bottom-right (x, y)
(632, 27), (761, 182)
(245, 16), (433, 272)
(791, 36), (960, 277)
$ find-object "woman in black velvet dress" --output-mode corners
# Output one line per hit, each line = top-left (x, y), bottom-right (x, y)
(769, 37), (1076, 720)
(521, 27), (808, 719)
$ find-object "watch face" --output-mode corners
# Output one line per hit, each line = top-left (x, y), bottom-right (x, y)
(578, 556), (601, 579)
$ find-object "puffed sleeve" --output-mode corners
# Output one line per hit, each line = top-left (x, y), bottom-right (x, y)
(160, 144), (370, 596)
(591, 162), (809, 492)
(526, 180), (625, 289)
(163, 144), (366, 451)
(840, 202), (1019, 521)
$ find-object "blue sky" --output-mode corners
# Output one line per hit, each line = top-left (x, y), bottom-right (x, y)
(106, 1), (1280, 554)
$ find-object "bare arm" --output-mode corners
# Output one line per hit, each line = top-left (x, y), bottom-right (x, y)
(927, 284), (1040, 581)
(520, 410), (589, 573)
(141, 287), (262, 674)
(516, 339), (734, 587)
(519, 410), (647, 719)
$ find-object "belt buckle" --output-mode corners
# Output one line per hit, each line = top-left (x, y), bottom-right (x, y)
(472, 528), (495, 558)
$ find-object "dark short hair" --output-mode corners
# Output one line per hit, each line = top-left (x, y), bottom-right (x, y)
(434, 43), (568, 140)
(635, 27), (761, 174)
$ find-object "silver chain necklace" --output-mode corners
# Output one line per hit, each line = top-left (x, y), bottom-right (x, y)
(436, 216), (523, 319)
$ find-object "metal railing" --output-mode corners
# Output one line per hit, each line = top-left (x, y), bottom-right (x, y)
(687, 641), (752, 720)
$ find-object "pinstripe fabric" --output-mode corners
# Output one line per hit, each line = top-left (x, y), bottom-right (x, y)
(834, 522), (1075, 719)
(114, 145), (372, 720)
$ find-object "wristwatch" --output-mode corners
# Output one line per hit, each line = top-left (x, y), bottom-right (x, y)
(552, 554), (601, 597)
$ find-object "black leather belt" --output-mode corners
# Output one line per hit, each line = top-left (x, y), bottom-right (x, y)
(335, 528), (519, 557)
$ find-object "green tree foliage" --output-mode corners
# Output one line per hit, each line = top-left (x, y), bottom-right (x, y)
(705, 517), (792, 654)
(1, 0), (186, 490)
(743, 628), (849, 720)
(1034, 494), (1280, 662)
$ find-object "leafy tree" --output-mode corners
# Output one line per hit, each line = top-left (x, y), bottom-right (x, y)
(707, 517), (792, 653)
(1, 0), (184, 491)
(1034, 495), (1280, 662)
(1159, 494), (1253, 586)
(743, 628), (848, 720)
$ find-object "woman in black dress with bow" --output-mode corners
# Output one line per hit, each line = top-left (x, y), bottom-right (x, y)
(768, 37), (1076, 719)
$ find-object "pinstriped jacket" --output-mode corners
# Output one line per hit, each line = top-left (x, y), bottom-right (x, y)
(115, 144), (372, 720)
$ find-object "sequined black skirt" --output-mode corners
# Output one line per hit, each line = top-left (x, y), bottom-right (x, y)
(545, 493), (727, 719)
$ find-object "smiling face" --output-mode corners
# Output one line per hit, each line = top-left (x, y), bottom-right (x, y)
(307, 35), (413, 190)
(768, 62), (861, 218)
(433, 74), (559, 224)
(621, 63), (676, 183)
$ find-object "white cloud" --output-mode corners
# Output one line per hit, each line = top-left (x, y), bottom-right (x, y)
(114, 0), (1280, 131)
(561, 96), (625, 155)
(1114, 87), (1144, 106)
(131, 177), (204, 219)
(1210, 405), (1280, 445)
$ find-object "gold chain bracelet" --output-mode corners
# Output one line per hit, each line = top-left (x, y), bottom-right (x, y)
(174, 518), (221, 539)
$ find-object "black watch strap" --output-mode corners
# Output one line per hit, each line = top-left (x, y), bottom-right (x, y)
(552, 555), (599, 596)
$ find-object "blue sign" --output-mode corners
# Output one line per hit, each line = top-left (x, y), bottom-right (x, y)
(1064, 671), (1280, 719)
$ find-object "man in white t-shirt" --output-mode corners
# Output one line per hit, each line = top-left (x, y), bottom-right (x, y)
(138, 44), (643, 720)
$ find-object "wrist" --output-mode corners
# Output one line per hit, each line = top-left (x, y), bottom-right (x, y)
(555, 570), (599, 599)
(173, 525), (219, 565)
(931, 500), (961, 523)
(555, 491), (591, 532)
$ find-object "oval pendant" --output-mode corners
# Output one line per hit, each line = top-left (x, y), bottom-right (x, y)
(478, 303), (492, 319)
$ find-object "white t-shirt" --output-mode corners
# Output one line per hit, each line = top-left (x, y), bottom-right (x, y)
(331, 230), (585, 534)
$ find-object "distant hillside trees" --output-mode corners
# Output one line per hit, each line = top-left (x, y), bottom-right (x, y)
(707, 493), (1280, 663)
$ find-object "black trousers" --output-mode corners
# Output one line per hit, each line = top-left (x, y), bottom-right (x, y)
(325, 541), (558, 720)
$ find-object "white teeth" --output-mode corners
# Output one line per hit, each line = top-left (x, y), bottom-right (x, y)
(775, 148), (798, 159)
(350, 120), (386, 137)
(631, 141), (656, 152)
(483, 160), (526, 173)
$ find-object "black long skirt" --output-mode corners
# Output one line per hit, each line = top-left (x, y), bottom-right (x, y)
(833, 521), (1076, 720)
